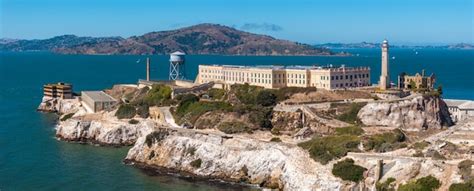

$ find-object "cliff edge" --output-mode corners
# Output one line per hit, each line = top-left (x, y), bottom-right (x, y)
(124, 128), (352, 190)
(358, 95), (453, 130)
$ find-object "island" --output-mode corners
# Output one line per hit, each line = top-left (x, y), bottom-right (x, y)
(36, 40), (474, 190)
(0, 24), (338, 56)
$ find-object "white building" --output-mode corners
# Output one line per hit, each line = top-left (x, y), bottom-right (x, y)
(196, 64), (371, 90)
(444, 99), (474, 122)
(81, 91), (118, 113)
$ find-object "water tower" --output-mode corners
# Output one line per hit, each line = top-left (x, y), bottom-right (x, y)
(169, 51), (186, 80)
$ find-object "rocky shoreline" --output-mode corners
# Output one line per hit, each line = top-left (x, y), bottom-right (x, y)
(124, 128), (347, 190)
(37, 93), (472, 190)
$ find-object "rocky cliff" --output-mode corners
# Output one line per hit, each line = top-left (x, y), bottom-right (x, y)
(56, 117), (156, 146)
(38, 96), (157, 146)
(124, 128), (351, 190)
(37, 96), (84, 114)
(358, 95), (453, 130)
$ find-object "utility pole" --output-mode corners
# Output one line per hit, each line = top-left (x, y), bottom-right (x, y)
(146, 57), (150, 81)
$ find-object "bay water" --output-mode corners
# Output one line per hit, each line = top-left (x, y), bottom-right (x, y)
(0, 49), (472, 190)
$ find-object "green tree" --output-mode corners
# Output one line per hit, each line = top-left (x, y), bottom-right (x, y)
(256, 90), (277, 106)
(115, 104), (136, 119)
(331, 158), (366, 182)
(398, 175), (441, 191)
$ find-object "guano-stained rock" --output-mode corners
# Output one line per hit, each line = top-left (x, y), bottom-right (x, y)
(358, 95), (453, 130)
(125, 128), (348, 190)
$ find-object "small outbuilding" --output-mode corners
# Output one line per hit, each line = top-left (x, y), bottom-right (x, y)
(445, 99), (474, 122)
(81, 91), (117, 113)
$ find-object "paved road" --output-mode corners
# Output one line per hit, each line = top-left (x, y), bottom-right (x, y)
(159, 106), (181, 128)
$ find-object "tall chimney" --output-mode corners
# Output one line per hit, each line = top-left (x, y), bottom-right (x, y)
(146, 57), (150, 81)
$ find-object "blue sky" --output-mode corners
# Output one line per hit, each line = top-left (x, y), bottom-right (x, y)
(1, 0), (473, 44)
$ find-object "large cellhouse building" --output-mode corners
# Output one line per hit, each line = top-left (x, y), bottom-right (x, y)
(196, 64), (371, 90)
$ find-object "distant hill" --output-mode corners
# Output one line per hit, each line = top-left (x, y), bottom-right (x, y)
(315, 42), (474, 50)
(0, 24), (335, 56)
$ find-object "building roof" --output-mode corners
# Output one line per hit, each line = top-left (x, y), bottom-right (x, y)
(200, 64), (367, 71)
(44, 82), (72, 88)
(81, 91), (117, 102)
(444, 99), (474, 109)
(459, 101), (474, 110)
(171, 51), (185, 55)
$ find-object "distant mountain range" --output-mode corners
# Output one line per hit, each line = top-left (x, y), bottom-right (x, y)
(315, 42), (474, 50)
(0, 24), (335, 56)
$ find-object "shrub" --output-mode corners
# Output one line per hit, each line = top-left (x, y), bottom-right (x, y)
(298, 135), (360, 164)
(128, 119), (139, 124)
(256, 90), (277, 106)
(412, 151), (424, 157)
(186, 147), (196, 156)
(335, 126), (364, 136)
(115, 104), (136, 119)
(449, 180), (474, 191)
(335, 102), (366, 125)
(412, 141), (430, 150)
(136, 104), (149, 118)
(270, 137), (282, 142)
(174, 101), (232, 125)
(144, 84), (172, 106)
(217, 121), (251, 134)
(60, 113), (74, 121)
(363, 129), (405, 152)
(208, 88), (226, 100)
(190, 158), (202, 168)
(248, 106), (273, 129)
(430, 150), (446, 160)
(272, 87), (317, 102)
(398, 175), (441, 191)
(458, 160), (474, 180)
(145, 130), (169, 147)
(232, 83), (263, 105)
(376, 177), (396, 191)
(332, 158), (366, 182)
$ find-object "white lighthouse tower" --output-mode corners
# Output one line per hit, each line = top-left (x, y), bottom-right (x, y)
(379, 39), (390, 90)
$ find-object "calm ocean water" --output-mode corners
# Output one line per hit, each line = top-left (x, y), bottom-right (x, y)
(0, 49), (473, 190)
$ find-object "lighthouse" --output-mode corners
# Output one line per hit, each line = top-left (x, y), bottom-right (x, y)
(379, 39), (390, 90)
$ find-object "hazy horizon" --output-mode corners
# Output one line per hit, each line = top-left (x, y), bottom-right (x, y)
(1, 0), (473, 44)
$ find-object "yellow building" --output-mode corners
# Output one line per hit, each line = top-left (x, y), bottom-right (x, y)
(196, 64), (371, 90)
(43, 82), (73, 99)
(398, 70), (436, 90)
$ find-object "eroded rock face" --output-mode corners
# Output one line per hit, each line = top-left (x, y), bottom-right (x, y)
(125, 128), (348, 190)
(358, 96), (453, 130)
(56, 118), (155, 146)
(37, 97), (83, 114)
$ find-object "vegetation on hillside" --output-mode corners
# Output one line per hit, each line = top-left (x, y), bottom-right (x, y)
(376, 177), (396, 191)
(331, 158), (366, 182)
(332, 102), (366, 125)
(335, 126), (364, 136)
(173, 94), (232, 125)
(115, 104), (136, 119)
(449, 179), (474, 191)
(398, 176), (441, 191)
(60, 113), (75, 121)
(298, 135), (360, 164)
(217, 121), (251, 134)
(363, 129), (406, 152)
